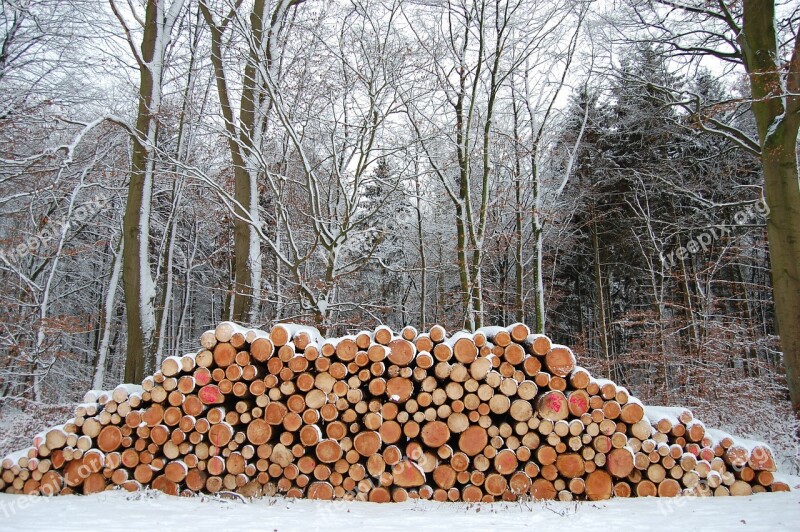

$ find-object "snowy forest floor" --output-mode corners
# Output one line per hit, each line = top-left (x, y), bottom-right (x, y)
(1, 488), (800, 532)
(0, 400), (73, 457)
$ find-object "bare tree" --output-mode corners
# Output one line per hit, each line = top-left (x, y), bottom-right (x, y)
(404, 0), (587, 329)
(199, 0), (305, 324)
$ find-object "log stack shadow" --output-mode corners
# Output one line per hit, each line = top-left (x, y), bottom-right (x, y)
(0, 322), (790, 501)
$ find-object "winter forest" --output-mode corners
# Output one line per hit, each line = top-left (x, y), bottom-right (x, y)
(1, 0), (799, 470)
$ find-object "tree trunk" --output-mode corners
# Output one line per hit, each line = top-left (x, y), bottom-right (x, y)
(94, 234), (124, 390)
(762, 156), (800, 411)
(413, 160), (427, 328)
(152, 194), (179, 367)
(230, 0), (264, 324)
(455, 82), (474, 329)
(120, 0), (180, 384)
(530, 146), (545, 334)
(739, 0), (800, 410)
(592, 217), (610, 365)
(532, 214), (545, 334)
(512, 99), (525, 324)
(200, 0), (265, 325)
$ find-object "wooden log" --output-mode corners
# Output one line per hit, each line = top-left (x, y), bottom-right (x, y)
(214, 322), (237, 343)
(164, 461), (188, 483)
(208, 423), (234, 447)
(567, 389), (590, 417)
(39, 470), (63, 496)
(428, 325), (446, 343)
(44, 428), (68, 451)
(200, 330), (218, 350)
(555, 453), (585, 478)
(522, 356), (542, 377)
(184, 469), (206, 492)
(453, 337), (478, 364)
(502, 343), (524, 366)
(730, 480), (754, 496)
(458, 426), (488, 457)
(308, 481), (334, 500)
(537, 391), (569, 421)
(97, 426), (122, 453)
(433, 343), (453, 362)
(634, 479), (657, 497)
(489, 394), (510, 415)
(509, 399), (533, 422)
(508, 323), (530, 343)
(269, 324), (294, 347)
(531, 478), (557, 500)
(385, 377), (414, 403)
(388, 338), (416, 366)
(354, 431), (382, 456)
(607, 447), (635, 478)
(647, 463), (667, 484)
(246, 419), (273, 446)
(251, 337), (274, 362)
(392, 461), (425, 488)
(757, 470), (774, 487)
(747, 444), (777, 472)
(613, 481), (632, 498)
(421, 421), (450, 448)
(433, 465), (457, 490)
(544, 346), (575, 377)
(2, 321), (787, 503)
(198, 385), (225, 405)
(213, 343), (236, 368)
(316, 439), (343, 464)
(525, 334), (551, 356)
(770, 481), (791, 492)
(620, 401), (644, 424)
(151, 475), (179, 496)
(369, 325), (391, 346)
(82, 473), (107, 495)
(335, 337), (358, 362)
(657, 478), (681, 497)
(585, 470), (612, 501)
(484, 473), (507, 496)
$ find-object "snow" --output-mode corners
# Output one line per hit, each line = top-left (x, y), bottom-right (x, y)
(444, 330), (474, 347)
(1, 448), (31, 468)
(624, 395), (644, 408)
(374, 325), (393, 337)
(475, 326), (506, 338)
(526, 333), (550, 344)
(216, 321), (253, 339)
(161, 355), (184, 366)
(706, 428), (775, 456)
(590, 378), (616, 389)
(0, 490), (799, 531)
(115, 383), (144, 394)
(705, 428), (732, 447)
(271, 323), (323, 342)
(643, 405), (687, 426)
(244, 328), (271, 344)
(82, 390), (113, 404)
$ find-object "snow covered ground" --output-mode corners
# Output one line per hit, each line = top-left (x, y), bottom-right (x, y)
(1, 489), (799, 532)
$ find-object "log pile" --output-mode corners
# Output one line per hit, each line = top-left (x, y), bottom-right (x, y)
(0, 322), (790, 502)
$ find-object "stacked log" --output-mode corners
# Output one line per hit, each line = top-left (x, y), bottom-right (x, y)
(0, 322), (789, 501)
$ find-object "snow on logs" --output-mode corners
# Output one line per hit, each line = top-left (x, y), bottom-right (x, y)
(0, 321), (789, 501)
